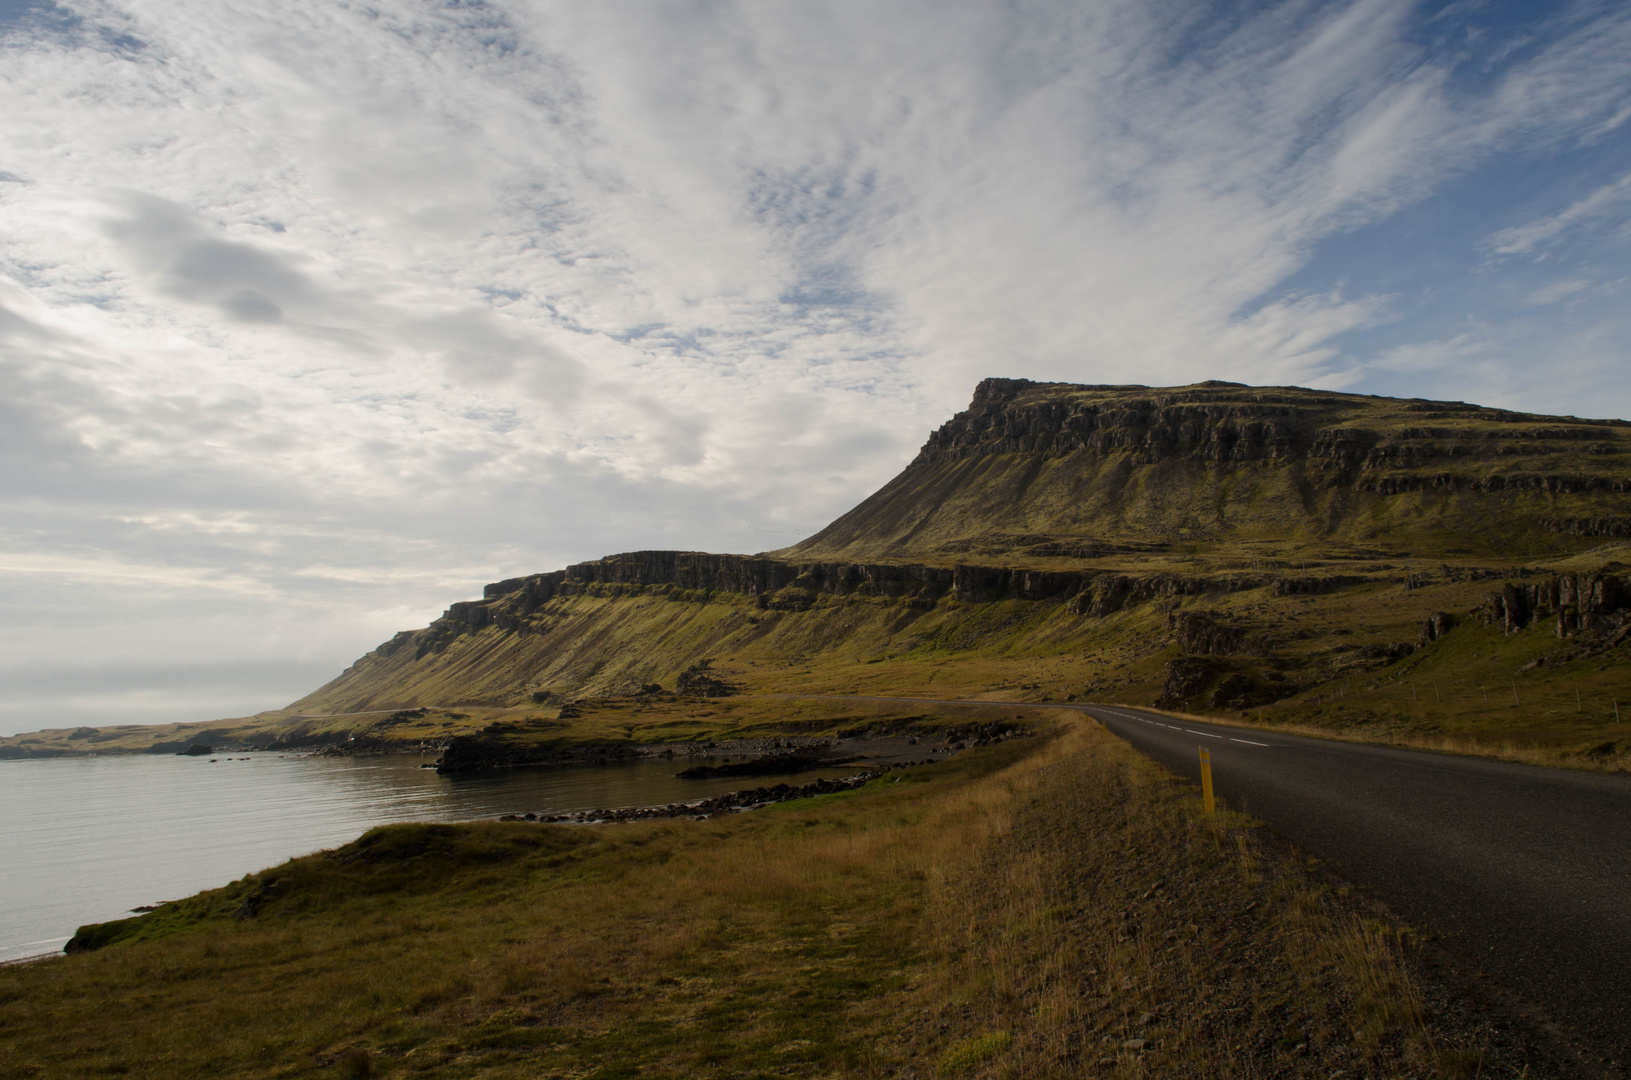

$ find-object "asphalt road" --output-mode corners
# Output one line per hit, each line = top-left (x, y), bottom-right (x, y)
(763, 693), (1631, 1070)
(1084, 704), (1631, 1071)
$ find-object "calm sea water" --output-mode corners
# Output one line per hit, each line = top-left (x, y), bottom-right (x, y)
(0, 750), (874, 962)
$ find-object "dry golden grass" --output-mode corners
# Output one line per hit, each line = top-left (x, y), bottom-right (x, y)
(3, 710), (1519, 1079)
(897, 719), (1456, 1079)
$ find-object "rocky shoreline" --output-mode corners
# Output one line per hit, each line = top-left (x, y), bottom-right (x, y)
(433, 732), (856, 774)
(498, 759), (931, 825)
(494, 724), (1030, 823)
(673, 750), (862, 779)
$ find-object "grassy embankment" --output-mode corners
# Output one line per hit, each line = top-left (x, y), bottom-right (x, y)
(0, 710), (1502, 1080)
(1145, 548), (1631, 770)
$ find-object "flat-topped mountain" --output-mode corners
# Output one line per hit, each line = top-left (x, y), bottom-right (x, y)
(5, 378), (1626, 761)
(778, 378), (1630, 563)
(259, 378), (1628, 724)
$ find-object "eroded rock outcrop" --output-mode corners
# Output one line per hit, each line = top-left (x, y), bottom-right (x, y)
(1421, 612), (1456, 644)
(1475, 571), (1628, 637)
(1543, 517), (1631, 539)
(1169, 611), (1248, 656)
(1272, 575), (1369, 596)
(675, 660), (740, 698)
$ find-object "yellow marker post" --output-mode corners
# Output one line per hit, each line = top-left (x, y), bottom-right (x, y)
(1199, 746), (1215, 814)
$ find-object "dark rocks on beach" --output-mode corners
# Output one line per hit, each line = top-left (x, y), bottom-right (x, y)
(519, 761), (932, 826)
(435, 734), (641, 774)
(675, 751), (854, 780)
(934, 721), (1021, 747)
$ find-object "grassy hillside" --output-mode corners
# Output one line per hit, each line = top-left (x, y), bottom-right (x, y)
(4, 378), (1627, 769)
(13, 546), (1614, 769)
(1, 715), (1533, 1079)
(781, 378), (1631, 563)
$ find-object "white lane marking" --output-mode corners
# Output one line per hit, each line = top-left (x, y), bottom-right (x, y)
(1097, 708), (1272, 747)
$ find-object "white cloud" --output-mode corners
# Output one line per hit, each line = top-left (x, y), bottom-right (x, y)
(1487, 171), (1631, 257)
(1367, 309), (1631, 419)
(1525, 278), (1594, 305)
(0, 0), (1629, 728)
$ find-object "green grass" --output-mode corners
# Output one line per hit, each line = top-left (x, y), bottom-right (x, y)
(1, 712), (1501, 1079)
(938, 1032), (1012, 1073)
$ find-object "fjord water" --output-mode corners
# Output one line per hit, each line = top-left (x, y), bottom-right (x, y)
(0, 751), (855, 962)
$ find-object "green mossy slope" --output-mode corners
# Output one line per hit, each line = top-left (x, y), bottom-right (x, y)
(782, 378), (1631, 562)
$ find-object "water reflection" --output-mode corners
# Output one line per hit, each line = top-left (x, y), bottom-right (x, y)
(0, 750), (892, 962)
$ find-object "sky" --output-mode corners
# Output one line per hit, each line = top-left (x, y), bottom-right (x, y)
(2, 0), (1629, 733)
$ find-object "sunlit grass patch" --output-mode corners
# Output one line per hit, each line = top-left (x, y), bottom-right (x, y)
(938, 1031), (1013, 1073)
